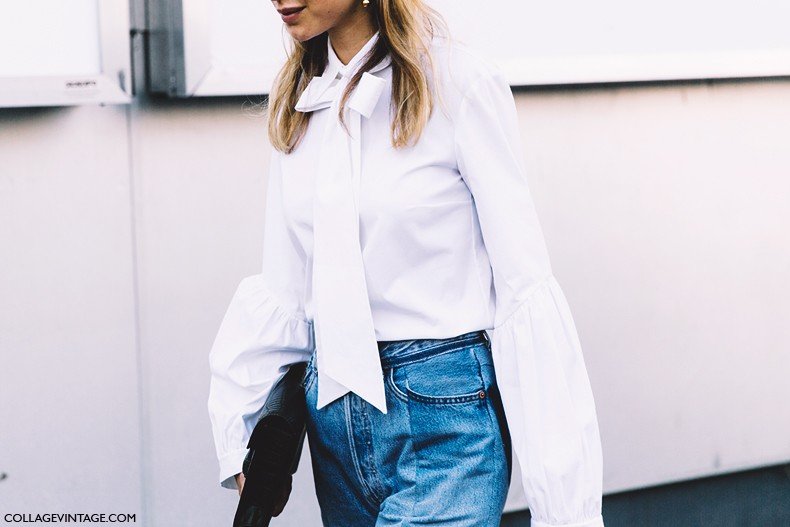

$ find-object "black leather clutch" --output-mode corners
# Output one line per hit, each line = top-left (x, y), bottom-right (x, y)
(233, 361), (309, 527)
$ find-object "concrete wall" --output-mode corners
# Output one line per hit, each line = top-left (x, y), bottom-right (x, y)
(2, 50), (789, 526)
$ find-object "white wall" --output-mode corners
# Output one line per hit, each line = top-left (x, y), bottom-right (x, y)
(2, 77), (789, 525)
(0, 105), (142, 516)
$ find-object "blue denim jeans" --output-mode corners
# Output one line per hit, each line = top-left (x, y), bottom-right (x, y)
(301, 330), (512, 526)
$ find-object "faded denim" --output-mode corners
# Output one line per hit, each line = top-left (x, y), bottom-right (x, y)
(301, 329), (512, 526)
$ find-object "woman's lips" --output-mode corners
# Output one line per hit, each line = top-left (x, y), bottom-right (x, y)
(280, 6), (305, 23)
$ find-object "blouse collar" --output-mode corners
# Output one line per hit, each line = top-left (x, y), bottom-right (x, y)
(326, 30), (384, 80)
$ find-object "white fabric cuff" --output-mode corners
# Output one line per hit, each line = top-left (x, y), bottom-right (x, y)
(532, 513), (605, 527)
(218, 448), (249, 490)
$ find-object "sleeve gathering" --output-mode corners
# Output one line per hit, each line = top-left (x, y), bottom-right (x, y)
(453, 66), (605, 527)
(206, 149), (315, 490)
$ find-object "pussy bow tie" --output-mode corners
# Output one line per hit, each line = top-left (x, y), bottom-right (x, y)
(293, 34), (392, 414)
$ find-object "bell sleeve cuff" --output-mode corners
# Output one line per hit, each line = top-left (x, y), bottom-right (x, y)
(488, 274), (604, 527)
(207, 275), (314, 490)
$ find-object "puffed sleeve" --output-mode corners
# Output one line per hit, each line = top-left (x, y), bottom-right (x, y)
(453, 67), (605, 527)
(207, 149), (314, 490)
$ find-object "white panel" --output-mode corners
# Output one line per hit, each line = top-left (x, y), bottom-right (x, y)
(432, 0), (790, 84)
(0, 0), (131, 107)
(435, 0), (790, 57)
(0, 0), (101, 77)
(187, 0), (286, 95)
(0, 105), (141, 515)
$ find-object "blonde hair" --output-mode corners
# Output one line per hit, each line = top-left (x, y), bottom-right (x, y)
(266, 0), (452, 154)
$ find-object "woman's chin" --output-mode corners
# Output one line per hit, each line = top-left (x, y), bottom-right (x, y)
(285, 25), (317, 43)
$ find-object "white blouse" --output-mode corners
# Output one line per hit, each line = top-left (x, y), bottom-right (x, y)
(208, 30), (605, 527)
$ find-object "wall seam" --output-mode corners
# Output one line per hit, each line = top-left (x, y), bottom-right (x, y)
(128, 0), (149, 525)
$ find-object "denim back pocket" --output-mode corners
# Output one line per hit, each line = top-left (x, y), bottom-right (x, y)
(386, 344), (489, 405)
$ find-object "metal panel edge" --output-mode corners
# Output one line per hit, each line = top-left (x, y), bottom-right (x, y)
(148, 0), (186, 96)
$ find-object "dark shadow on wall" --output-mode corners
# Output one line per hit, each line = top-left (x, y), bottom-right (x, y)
(501, 462), (790, 527)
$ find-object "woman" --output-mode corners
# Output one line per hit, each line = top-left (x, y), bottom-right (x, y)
(208, 0), (605, 526)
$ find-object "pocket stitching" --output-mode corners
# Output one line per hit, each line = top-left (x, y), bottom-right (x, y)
(386, 367), (409, 402)
(387, 347), (488, 405)
(405, 384), (485, 405)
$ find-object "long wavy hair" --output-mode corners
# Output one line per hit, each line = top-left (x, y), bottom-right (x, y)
(266, 0), (453, 154)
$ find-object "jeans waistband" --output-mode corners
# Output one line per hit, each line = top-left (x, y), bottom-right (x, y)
(376, 330), (488, 370)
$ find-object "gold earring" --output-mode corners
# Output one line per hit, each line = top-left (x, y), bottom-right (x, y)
(362, 0), (370, 6)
